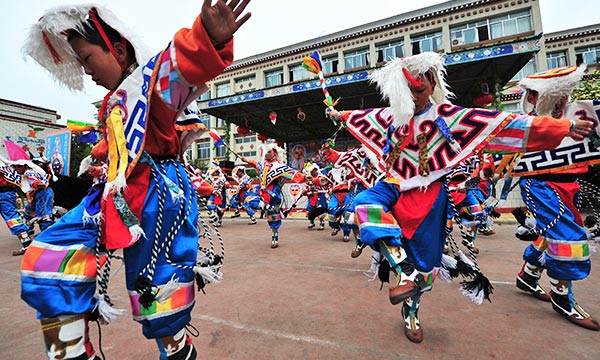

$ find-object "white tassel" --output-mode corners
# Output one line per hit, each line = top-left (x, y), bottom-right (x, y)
(594, 237), (600, 243)
(524, 217), (536, 229)
(441, 253), (458, 270)
(98, 297), (126, 324)
(537, 252), (546, 266)
(364, 252), (381, 282)
(458, 249), (476, 270)
(461, 285), (485, 305)
(155, 274), (181, 303)
(193, 265), (223, 285)
(127, 224), (145, 245)
(438, 266), (452, 283)
(589, 244), (598, 253)
(449, 140), (462, 154)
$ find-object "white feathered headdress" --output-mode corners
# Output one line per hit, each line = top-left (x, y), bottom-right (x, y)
(519, 65), (586, 116)
(260, 143), (284, 162)
(22, 4), (150, 91)
(370, 52), (453, 128)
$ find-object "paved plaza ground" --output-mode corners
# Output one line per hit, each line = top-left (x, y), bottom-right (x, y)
(1, 213), (599, 359)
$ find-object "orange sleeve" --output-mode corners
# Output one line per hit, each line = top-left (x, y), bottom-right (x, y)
(525, 116), (571, 152)
(91, 139), (108, 162)
(324, 149), (340, 163)
(172, 15), (235, 85)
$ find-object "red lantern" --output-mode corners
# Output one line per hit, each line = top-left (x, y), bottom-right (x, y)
(276, 139), (285, 147)
(237, 125), (250, 135)
(473, 93), (494, 108)
(257, 133), (269, 142)
(269, 111), (277, 125)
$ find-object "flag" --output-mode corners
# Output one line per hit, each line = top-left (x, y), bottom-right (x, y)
(67, 119), (97, 132)
(209, 130), (224, 147)
(3, 139), (30, 161)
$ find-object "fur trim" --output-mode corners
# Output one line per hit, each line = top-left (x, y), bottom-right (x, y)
(518, 66), (586, 116)
(22, 4), (150, 91)
(97, 297), (126, 324)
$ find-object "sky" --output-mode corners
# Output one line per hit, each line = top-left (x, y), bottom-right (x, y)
(1, 0), (598, 125)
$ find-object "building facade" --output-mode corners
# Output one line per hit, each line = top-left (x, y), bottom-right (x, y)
(0, 98), (65, 159)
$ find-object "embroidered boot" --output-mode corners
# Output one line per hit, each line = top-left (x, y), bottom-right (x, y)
(516, 262), (551, 301)
(41, 314), (97, 360)
(248, 216), (257, 225)
(159, 328), (197, 360)
(550, 278), (600, 330)
(318, 218), (325, 230)
(389, 264), (426, 305)
(307, 220), (315, 229)
(12, 231), (32, 256)
(271, 231), (279, 248)
(401, 295), (423, 343)
(350, 233), (364, 258)
(331, 228), (340, 236)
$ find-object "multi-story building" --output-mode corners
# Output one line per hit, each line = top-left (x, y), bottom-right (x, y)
(0, 98), (65, 159)
(187, 0), (598, 210)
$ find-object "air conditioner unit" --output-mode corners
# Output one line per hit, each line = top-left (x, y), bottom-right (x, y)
(452, 37), (465, 47)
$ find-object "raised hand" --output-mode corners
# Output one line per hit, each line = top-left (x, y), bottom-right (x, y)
(201, 0), (252, 44)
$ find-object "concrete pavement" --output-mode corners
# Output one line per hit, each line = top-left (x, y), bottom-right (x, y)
(1, 213), (599, 359)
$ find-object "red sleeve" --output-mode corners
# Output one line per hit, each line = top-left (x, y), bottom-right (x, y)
(172, 15), (234, 85)
(525, 116), (571, 152)
(324, 149), (340, 163)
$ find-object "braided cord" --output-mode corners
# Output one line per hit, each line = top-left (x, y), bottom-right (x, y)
(523, 178), (565, 236)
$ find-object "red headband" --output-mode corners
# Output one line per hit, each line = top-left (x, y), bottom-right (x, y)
(88, 9), (127, 71)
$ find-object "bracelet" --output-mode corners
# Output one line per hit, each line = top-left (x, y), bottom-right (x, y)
(569, 119), (576, 133)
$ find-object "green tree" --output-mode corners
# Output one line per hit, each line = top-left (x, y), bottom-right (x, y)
(69, 133), (93, 176)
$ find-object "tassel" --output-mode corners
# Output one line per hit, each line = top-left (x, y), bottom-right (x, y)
(364, 252), (381, 282)
(438, 266), (452, 283)
(134, 275), (156, 309)
(589, 244), (598, 253)
(512, 208), (527, 226)
(449, 140), (462, 154)
(97, 297), (126, 324)
(193, 265), (223, 285)
(377, 258), (391, 285)
(460, 272), (494, 305)
(441, 253), (458, 270)
(155, 274), (181, 303)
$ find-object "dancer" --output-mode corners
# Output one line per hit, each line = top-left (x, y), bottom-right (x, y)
(303, 163), (329, 230)
(328, 52), (593, 343)
(230, 165), (258, 224)
(20, 2), (251, 359)
(513, 65), (600, 330)
(241, 143), (304, 248)
(0, 160), (33, 255)
(205, 164), (228, 227)
(22, 162), (55, 233)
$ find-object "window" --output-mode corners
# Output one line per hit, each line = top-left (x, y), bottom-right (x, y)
(547, 51), (568, 69)
(240, 151), (257, 157)
(199, 114), (211, 129)
(450, 10), (532, 46)
(575, 46), (600, 66)
(503, 102), (521, 114)
(511, 57), (537, 82)
(199, 90), (211, 101)
(322, 55), (339, 74)
(215, 146), (227, 157)
(489, 10), (532, 39)
(215, 82), (231, 97)
(344, 48), (370, 70)
(289, 64), (310, 82)
(235, 75), (256, 93)
(215, 118), (227, 128)
(235, 135), (256, 144)
(376, 41), (404, 62)
(265, 68), (283, 87)
(411, 31), (443, 55)
(196, 140), (210, 160)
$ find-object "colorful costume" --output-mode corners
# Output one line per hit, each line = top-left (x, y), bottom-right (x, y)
(23, 167), (55, 232)
(230, 166), (258, 224)
(245, 144), (304, 248)
(21, 4), (239, 358)
(336, 52), (582, 343)
(205, 165), (228, 227)
(513, 66), (600, 330)
(0, 162), (32, 254)
(303, 163), (329, 230)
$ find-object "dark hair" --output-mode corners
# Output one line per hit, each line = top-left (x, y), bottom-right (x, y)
(67, 10), (135, 62)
